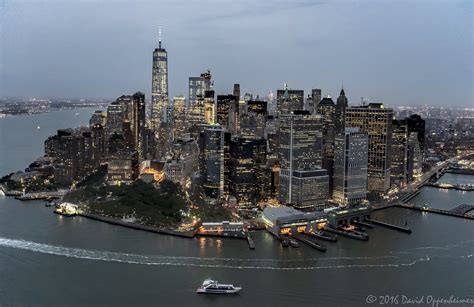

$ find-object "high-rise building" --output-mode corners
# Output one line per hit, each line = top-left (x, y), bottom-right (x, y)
(390, 119), (408, 187)
(406, 114), (425, 153)
(333, 128), (368, 206)
(228, 137), (266, 208)
(151, 35), (169, 130)
(335, 88), (348, 133)
(309, 88), (322, 114)
(241, 100), (267, 139)
(317, 96), (336, 197)
(407, 133), (423, 182)
(276, 84), (304, 115)
(345, 103), (393, 193)
(203, 90), (215, 125)
(233, 84), (240, 99)
(188, 71), (212, 127)
(131, 92), (146, 160)
(199, 125), (225, 200)
(188, 70), (212, 108)
(277, 111), (327, 210)
(105, 101), (123, 139)
(216, 94), (239, 132)
(172, 96), (186, 138)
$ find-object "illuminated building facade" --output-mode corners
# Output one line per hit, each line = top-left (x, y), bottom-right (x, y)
(151, 37), (169, 130)
(278, 111), (326, 209)
(345, 103), (393, 193)
(333, 128), (368, 206)
(203, 90), (215, 125)
(390, 119), (408, 187)
(199, 125), (225, 199)
(172, 96), (186, 139)
(276, 84), (304, 115)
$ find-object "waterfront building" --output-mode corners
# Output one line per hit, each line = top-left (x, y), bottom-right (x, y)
(262, 206), (328, 235)
(276, 84), (304, 115)
(333, 128), (368, 206)
(407, 133), (423, 182)
(391, 119), (408, 187)
(228, 137), (267, 208)
(277, 111), (327, 210)
(345, 103), (393, 193)
(406, 114), (426, 153)
(199, 125), (225, 200)
(151, 35), (169, 131)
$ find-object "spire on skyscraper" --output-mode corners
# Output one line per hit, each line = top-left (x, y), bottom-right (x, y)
(158, 26), (162, 49)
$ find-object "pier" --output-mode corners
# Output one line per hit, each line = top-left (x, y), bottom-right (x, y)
(247, 234), (255, 250)
(425, 182), (474, 191)
(323, 227), (369, 241)
(365, 218), (412, 234)
(291, 233), (326, 252)
(397, 203), (474, 220)
(307, 231), (338, 242)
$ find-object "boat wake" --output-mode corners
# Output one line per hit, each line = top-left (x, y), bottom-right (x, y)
(0, 237), (472, 271)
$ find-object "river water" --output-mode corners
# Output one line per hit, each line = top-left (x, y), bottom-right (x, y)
(0, 109), (473, 306)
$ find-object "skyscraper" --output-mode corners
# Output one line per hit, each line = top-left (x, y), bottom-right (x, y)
(335, 88), (348, 133)
(151, 33), (169, 131)
(199, 125), (225, 200)
(276, 84), (304, 115)
(333, 128), (368, 206)
(406, 114), (425, 153)
(131, 92), (146, 160)
(345, 103), (393, 193)
(228, 137), (266, 208)
(188, 71), (212, 127)
(216, 94), (238, 131)
(277, 111), (327, 210)
(172, 96), (186, 138)
(317, 96), (336, 197)
(240, 100), (267, 139)
(203, 90), (215, 125)
(391, 119), (408, 187)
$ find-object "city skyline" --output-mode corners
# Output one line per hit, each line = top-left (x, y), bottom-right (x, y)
(1, 0), (472, 107)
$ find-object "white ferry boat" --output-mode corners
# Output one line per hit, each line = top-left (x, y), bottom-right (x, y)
(196, 279), (242, 294)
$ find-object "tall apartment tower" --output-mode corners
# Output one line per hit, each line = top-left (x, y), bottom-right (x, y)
(277, 111), (327, 210)
(345, 103), (393, 193)
(151, 33), (169, 131)
(333, 128), (369, 206)
(131, 92), (146, 160)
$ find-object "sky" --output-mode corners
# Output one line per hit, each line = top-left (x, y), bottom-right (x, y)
(0, 0), (472, 107)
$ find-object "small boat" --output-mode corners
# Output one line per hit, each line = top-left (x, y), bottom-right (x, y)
(196, 279), (241, 294)
(288, 238), (300, 248)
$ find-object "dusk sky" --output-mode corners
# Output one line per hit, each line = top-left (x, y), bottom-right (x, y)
(0, 0), (472, 106)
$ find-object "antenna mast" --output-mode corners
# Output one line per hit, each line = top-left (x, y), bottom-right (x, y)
(158, 26), (162, 49)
